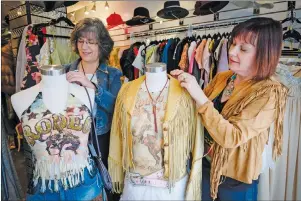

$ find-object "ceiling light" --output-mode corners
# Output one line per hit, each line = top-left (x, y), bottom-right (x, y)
(105, 1), (109, 10)
(91, 2), (96, 12)
(17, 7), (22, 16)
(84, 6), (89, 15)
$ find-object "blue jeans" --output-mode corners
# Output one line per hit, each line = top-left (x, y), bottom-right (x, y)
(26, 168), (105, 201)
(202, 158), (259, 201)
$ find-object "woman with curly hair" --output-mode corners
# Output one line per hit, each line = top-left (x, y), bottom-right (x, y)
(64, 18), (122, 200)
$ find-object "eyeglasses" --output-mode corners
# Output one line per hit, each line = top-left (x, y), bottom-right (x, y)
(77, 38), (98, 47)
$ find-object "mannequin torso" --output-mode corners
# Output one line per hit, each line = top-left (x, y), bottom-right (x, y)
(12, 66), (95, 119)
(11, 65), (96, 193)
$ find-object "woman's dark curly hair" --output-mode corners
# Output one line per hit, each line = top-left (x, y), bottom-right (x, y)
(70, 18), (114, 64)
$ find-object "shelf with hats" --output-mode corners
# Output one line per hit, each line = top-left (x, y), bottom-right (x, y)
(108, 0), (288, 34)
(110, 1), (300, 44)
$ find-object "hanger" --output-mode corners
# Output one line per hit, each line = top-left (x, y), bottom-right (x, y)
(282, 10), (301, 24)
(283, 27), (301, 42)
(221, 32), (227, 38)
(32, 16), (75, 35)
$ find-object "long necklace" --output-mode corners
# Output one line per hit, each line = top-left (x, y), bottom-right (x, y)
(145, 79), (169, 133)
(81, 62), (96, 81)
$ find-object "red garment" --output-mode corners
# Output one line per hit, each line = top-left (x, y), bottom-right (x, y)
(133, 46), (140, 79)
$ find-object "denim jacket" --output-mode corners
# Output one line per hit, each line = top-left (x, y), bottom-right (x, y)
(64, 59), (122, 135)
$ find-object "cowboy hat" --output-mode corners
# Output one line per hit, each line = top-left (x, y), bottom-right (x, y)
(193, 1), (229, 16)
(157, 1), (189, 19)
(232, 1), (274, 9)
(126, 7), (155, 26)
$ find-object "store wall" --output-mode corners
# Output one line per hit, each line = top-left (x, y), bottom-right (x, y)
(69, 1), (301, 47)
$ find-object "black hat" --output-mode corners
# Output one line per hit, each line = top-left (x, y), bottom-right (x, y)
(126, 7), (155, 26)
(157, 1), (189, 19)
(193, 1), (229, 16)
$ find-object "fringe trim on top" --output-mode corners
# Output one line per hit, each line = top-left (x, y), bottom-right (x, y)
(33, 155), (92, 193)
(185, 116), (203, 201)
(109, 83), (130, 193)
(272, 86), (288, 160)
(167, 90), (196, 188)
(209, 84), (288, 200)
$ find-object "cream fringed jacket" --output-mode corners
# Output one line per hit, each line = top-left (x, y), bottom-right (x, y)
(108, 75), (204, 200)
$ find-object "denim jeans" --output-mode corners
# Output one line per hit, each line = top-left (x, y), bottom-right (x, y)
(202, 158), (259, 201)
(26, 168), (105, 201)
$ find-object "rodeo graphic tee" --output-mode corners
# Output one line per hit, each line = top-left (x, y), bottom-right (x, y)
(21, 92), (92, 192)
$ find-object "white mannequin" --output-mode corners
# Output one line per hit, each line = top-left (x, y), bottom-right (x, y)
(12, 65), (95, 119)
(145, 63), (168, 93)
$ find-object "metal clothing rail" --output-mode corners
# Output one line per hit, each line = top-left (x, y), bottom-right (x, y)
(113, 7), (301, 43)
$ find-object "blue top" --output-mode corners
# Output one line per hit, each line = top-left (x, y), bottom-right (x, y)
(64, 59), (122, 135)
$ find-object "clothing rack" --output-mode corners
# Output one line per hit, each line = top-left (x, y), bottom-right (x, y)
(8, 2), (72, 58)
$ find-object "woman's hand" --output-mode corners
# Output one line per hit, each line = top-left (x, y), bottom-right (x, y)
(170, 69), (208, 106)
(66, 71), (96, 90)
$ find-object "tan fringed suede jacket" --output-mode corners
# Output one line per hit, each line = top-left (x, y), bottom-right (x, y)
(108, 75), (204, 200)
(198, 70), (288, 199)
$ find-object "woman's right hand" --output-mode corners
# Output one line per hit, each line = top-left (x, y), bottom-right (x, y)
(66, 71), (96, 90)
(170, 69), (208, 106)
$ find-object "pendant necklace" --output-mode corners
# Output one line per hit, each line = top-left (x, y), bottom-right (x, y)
(145, 79), (168, 133)
(81, 62), (96, 81)
(224, 74), (237, 97)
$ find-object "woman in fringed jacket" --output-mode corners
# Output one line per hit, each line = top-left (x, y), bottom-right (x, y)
(171, 17), (288, 201)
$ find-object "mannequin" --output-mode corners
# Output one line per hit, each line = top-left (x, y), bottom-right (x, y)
(145, 63), (168, 92)
(12, 65), (94, 118)
(11, 65), (103, 201)
(109, 62), (203, 200)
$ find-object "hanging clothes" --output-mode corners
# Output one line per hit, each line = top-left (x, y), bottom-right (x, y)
(109, 47), (122, 72)
(161, 39), (172, 65)
(202, 38), (212, 88)
(1, 41), (15, 95)
(258, 63), (301, 201)
(158, 41), (167, 62)
(16, 25), (30, 93)
(172, 40), (184, 70)
(1, 106), (24, 201)
(217, 39), (229, 73)
(132, 44), (145, 77)
(188, 43), (197, 74)
(188, 41), (197, 66)
(195, 39), (207, 70)
(167, 38), (179, 73)
(208, 39), (216, 82)
(178, 43), (189, 72)
(145, 45), (156, 64)
(149, 45), (159, 64)
(20, 25), (46, 90)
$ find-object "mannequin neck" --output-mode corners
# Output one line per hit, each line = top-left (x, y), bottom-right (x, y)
(40, 74), (69, 113)
(145, 70), (168, 93)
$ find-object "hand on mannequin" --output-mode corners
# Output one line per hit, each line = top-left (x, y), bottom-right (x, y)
(170, 69), (208, 106)
(66, 71), (96, 90)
